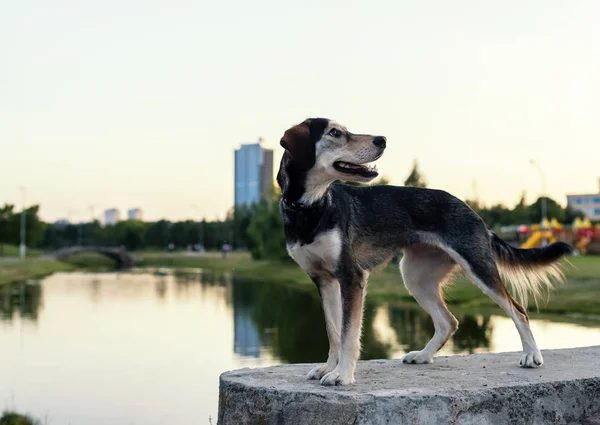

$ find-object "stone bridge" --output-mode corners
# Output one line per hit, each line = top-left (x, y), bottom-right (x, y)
(50, 246), (133, 269)
(218, 346), (600, 425)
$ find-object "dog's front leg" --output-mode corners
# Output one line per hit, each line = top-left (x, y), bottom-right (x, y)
(320, 274), (365, 386)
(307, 276), (342, 380)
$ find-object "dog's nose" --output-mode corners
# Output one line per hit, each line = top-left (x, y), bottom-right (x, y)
(372, 136), (386, 149)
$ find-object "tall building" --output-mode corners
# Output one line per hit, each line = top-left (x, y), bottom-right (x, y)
(104, 208), (120, 225)
(234, 138), (274, 207)
(566, 178), (600, 221)
(127, 208), (143, 221)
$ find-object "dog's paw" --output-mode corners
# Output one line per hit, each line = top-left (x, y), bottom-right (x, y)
(320, 369), (355, 386)
(401, 350), (434, 364)
(520, 351), (543, 368)
(307, 364), (334, 380)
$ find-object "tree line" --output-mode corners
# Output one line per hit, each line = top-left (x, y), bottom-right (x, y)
(0, 160), (582, 260)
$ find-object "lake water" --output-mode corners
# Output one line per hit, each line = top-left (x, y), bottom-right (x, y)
(1, 269), (600, 424)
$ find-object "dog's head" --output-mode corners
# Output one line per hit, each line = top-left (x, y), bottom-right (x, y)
(279, 118), (386, 185)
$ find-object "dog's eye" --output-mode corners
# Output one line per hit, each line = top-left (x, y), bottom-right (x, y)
(328, 128), (342, 138)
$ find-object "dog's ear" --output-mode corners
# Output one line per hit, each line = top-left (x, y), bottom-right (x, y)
(280, 120), (315, 168)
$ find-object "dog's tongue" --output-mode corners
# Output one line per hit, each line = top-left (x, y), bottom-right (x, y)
(338, 161), (365, 170)
(346, 163), (363, 170)
(334, 161), (378, 176)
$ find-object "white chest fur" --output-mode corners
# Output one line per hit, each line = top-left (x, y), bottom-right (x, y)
(287, 229), (342, 276)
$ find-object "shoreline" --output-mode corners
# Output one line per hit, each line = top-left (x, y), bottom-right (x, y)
(0, 258), (76, 286)
(2, 252), (599, 317)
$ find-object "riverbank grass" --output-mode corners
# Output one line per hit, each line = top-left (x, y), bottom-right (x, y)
(0, 244), (43, 258)
(0, 258), (75, 286)
(136, 252), (600, 315)
(2, 250), (599, 315)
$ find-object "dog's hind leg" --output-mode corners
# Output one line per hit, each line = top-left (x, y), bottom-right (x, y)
(308, 276), (342, 380)
(400, 246), (459, 364)
(449, 247), (544, 368)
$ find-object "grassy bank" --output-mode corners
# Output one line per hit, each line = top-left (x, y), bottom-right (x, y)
(0, 258), (76, 286)
(0, 244), (43, 258)
(135, 252), (600, 316)
(2, 249), (599, 316)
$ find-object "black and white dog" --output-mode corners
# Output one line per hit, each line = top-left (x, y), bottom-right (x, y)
(276, 118), (572, 386)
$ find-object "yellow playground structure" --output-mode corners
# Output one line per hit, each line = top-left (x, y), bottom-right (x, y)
(519, 217), (597, 253)
(519, 218), (561, 249)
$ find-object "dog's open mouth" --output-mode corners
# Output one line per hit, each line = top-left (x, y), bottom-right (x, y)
(333, 161), (378, 178)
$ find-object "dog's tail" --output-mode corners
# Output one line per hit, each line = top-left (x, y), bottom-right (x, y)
(489, 231), (573, 308)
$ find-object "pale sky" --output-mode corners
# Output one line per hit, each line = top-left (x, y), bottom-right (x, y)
(1, 0), (599, 223)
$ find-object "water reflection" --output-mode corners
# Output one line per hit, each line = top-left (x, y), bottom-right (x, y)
(0, 281), (43, 322)
(0, 272), (595, 364)
(1, 269), (600, 424)
(453, 315), (492, 353)
(228, 278), (494, 363)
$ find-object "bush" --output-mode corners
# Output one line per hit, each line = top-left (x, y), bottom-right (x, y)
(0, 412), (40, 425)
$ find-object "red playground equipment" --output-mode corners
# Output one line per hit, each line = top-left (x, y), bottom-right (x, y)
(517, 217), (599, 255)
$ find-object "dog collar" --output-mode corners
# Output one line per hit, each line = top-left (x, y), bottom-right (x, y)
(282, 195), (329, 210)
(281, 196), (307, 210)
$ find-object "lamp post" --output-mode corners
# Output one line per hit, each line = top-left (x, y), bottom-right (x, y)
(19, 186), (26, 259)
(529, 159), (547, 226)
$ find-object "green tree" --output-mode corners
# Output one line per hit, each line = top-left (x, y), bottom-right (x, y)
(146, 220), (171, 249)
(527, 197), (566, 223)
(404, 159), (427, 188)
(0, 204), (46, 247)
(564, 205), (585, 223)
(464, 194), (580, 228)
(117, 220), (148, 250)
(484, 203), (512, 226)
(247, 198), (287, 260)
(0, 204), (15, 245)
(512, 192), (530, 224)
(0, 411), (40, 425)
(81, 220), (104, 246)
(203, 219), (232, 250)
(24, 206), (47, 247)
(170, 221), (189, 247)
(233, 204), (256, 250)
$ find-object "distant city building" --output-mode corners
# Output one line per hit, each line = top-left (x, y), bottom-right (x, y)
(104, 208), (120, 225)
(567, 179), (600, 221)
(127, 208), (143, 221)
(233, 287), (262, 358)
(234, 138), (274, 207)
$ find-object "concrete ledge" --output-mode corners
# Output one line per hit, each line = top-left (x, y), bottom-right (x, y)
(218, 346), (600, 425)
